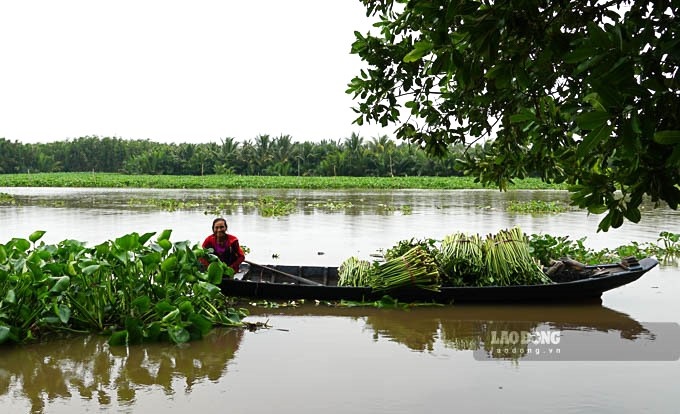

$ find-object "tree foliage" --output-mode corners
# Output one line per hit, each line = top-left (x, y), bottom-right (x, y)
(0, 135), (472, 178)
(347, 0), (680, 231)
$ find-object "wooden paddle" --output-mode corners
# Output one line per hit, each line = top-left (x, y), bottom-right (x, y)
(244, 260), (323, 286)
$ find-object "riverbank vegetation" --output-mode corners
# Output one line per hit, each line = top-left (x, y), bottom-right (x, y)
(0, 171), (566, 190)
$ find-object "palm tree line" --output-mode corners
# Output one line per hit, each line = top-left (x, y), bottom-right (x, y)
(0, 134), (478, 177)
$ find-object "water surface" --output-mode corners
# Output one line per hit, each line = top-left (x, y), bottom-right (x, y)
(1, 187), (678, 413)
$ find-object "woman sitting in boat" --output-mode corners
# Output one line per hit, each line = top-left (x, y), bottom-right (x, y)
(200, 217), (245, 273)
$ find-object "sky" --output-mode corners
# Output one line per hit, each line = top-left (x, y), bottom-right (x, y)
(0, 1), (394, 144)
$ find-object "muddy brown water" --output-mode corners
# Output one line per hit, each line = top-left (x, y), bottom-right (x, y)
(1, 187), (679, 413)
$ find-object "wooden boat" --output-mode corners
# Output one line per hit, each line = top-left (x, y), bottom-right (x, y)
(220, 257), (658, 303)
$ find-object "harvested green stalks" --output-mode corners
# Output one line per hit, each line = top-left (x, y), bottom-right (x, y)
(438, 232), (484, 285)
(482, 227), (552, 286)
(371, 246), (441, 292)
(343, 226), (552, 290)
(338, 256), (373, 287)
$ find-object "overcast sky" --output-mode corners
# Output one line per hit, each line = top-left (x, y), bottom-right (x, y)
(0, 1), (394, 144)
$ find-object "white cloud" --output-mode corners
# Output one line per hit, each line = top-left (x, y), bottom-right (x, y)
(0, 0), (393, 144)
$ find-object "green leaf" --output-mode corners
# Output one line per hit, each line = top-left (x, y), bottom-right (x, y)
(597, 213), (612, 232)
(40, 316), (60, 325)
(42, 263), (62, 276)
(0, 326), (10, 344)
(138, 231), (156, 245)
(26, 260), (42, 278)
(4, 289), (16, 304)
(403, 41), (433, 62)
(587, 204), (609, 214)
(108, 330), (128, 346)
(515, 66), (530, 90)
(29, 230), (46, 243)
(575, 53), (605, 75)
(81, 264), (101, 276)
(131, 295), (151, 314)
(10, 238), (31, 252)
(157, 229), (173, 242)
(158, 239), (172, 251)
(207, 262), (224, 284)
(577, 124), (612, 158)
(140, 252), (162, 266)
(653, 130), (680, 145)
(178, 300), (194, 315)
(583, 92), (606, 111)
(110, 247), (129, 264)
(115, 233), (138, 251)
(509, 110), (537, 123)
(610, 209), (624, 228)
(161, 256), (178, 272)
(484, 64), (504, 79)
(124, 317), (144, 344)
(161, 308), (180, 323)
(145, 321), (162, 341)
(55, 304), (71, 324)
(564, 46), (597, 64)
(188, 313), (213, 335)
(623, 206), (641, 223)
(49, 276), (71, 293)
(155, 300), (174, 314)
(196, 280), (221, 296)
(575, 111), (610, 130)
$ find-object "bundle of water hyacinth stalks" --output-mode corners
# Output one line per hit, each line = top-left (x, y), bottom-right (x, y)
(338, 246), (441, 291)
(338, 226), (551, 291)
(438, 227), (552, 286)
(482, 227), (552, 286)
(437, 232), (485, 286)
(370, 245), (441, 292)
(338, 256), (373, 287)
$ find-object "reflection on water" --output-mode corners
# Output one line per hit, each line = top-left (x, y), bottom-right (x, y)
(245, 303), (675, 360)
(0, 303), (677, 413)
(0, 328), (243, 413)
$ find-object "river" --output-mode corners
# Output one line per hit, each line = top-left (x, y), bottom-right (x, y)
(1, 187), (679, 413)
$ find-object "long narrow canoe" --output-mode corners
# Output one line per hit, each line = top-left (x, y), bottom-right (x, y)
(220, 257), (658, 303)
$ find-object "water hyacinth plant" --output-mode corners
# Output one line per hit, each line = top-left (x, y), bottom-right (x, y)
(527, 231), (680, 266)
(0, 192), (17, 205)
(506, 200), (568, 214)
(0, 230), (247, 346)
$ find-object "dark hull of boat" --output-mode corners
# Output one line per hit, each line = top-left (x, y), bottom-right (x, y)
(220, 257), (658, 303)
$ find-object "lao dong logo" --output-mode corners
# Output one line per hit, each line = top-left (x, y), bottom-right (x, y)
(489, 329), (561, 345)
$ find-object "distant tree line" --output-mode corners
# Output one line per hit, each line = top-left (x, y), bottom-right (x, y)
(0, 134), (485, 177)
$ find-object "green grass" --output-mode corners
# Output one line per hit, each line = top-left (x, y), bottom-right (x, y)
(0, 172), (568, 190)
